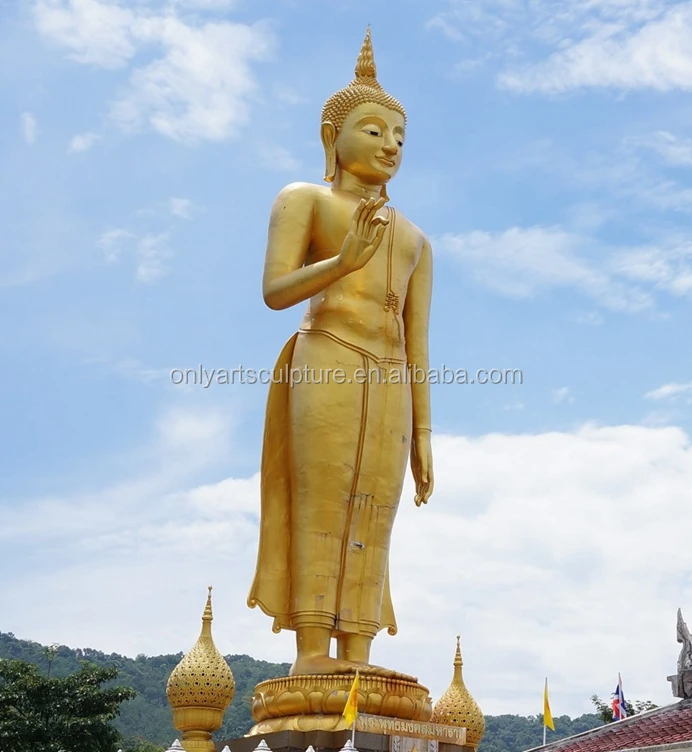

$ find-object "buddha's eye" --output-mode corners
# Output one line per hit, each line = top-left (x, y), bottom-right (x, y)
(397, 140), (404, 147)
(368, 130), (380, 136)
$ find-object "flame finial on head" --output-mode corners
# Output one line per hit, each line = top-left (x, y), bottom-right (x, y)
(354, 27), (377, 81)
(321, 27), (406, 131)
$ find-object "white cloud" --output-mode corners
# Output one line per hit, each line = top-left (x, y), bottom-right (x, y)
(500, 134), (692, 218)
(96, 228), (135, 262)
(430, 1), (692, 94)
(136, 232), (171, 282)
(627, 131), (692, 168)
(115, 358), (171, 384)
(435, 226), (654, 312)
(553, 386), (575, 404)
(3, 419), (692, 717)
(68, 131), (100, 152)
(168, 197), (194, 219)
(33, 0), (275, 143)
(498, 4), (692, 94)
(645, 382), (692, 401)
(437, 224), (692, 310)
(273, 85), (308, 106)
(258, 142), (301, 172)
(573, 311), (604, 326)
(503, 401), (525, 411)
(612, 242), (692, 296)
(453, 56), (489, 77)
(21, 112), (38, 144)
(96, 228), (172, 282)
(33, 0), (137, 68)
(170, 0), (239, 9)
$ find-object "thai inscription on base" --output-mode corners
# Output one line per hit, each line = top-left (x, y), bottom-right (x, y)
(391, 736), (439, 752)
(356, 714), (466, 745)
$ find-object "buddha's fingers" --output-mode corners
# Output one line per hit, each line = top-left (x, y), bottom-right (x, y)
(368, 222), (387, 250)
(361, 196), (383, 233)
(353, 198), (369, 235)
(361, 199), (376, 235)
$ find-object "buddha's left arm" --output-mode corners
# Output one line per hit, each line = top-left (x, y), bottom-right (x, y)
(403, 236), (433, 433)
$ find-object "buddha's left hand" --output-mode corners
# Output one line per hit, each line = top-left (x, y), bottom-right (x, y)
(411, 429), (434, 506)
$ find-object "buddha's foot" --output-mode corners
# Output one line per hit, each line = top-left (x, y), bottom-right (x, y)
(289, 655), (355, 676)
(289, 655), (417, 682)
(351, 661), (418, 683)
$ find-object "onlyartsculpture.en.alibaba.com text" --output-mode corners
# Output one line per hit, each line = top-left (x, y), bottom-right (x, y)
(170, 364), (524, 389)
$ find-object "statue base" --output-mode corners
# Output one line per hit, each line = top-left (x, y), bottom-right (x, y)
(218, 674), (470, 752)
(217, 725), (471, 752)
(248, 713), (466, 743)
(249, 673), (434, 731)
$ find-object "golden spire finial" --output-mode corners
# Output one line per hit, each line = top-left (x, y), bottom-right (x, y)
(166, 588), (235, 752)
(454, 634), (463, 679)
(203, 586), (213, 621)
(430, 636), (485, 750)
(354, 26), (377, 82)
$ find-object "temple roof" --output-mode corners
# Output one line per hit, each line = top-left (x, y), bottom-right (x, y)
(525, 701), (692, 752)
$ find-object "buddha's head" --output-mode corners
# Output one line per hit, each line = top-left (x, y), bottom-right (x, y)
(321, 28), (406, 200)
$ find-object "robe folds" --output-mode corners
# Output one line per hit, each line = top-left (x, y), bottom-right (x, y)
(247, 327), (412, 637)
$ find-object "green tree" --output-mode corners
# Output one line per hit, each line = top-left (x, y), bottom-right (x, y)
(120, 738), (166, 752)
(590, 694), (658, 723)
(0, 658), (136, 752)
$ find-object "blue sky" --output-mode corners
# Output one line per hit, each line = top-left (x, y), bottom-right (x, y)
(3, 0), (692, 724)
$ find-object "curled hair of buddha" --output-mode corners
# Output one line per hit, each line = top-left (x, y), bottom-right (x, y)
(321, 27), (407, 131)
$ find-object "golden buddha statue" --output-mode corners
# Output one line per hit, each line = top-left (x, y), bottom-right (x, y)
(247, 27), (434, 683)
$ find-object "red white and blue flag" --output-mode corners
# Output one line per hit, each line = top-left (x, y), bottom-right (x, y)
(612, 673), (627, 721)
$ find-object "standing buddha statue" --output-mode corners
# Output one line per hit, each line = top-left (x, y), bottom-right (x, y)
(247, 27), (434, 683)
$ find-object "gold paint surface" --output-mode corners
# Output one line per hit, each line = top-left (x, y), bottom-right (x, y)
(247, 712), (465, 744)
(251, 673), (432, 723)
(247, 26), (434, 683)
(167, 589), (235, 748)
(430, 638), (485, 749)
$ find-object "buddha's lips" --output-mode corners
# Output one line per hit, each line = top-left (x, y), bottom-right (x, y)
(377, 157), (395, 167)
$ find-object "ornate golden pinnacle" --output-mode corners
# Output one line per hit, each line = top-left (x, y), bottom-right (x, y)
(166, 588), (235, 752)
(430, 636), (485, 749)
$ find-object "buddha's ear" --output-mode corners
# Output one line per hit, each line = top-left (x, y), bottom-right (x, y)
(320, 121), (337, 183)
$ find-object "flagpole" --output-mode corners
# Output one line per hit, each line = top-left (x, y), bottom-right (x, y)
(348, 669), (359, 748)
(543, 677), (547, 747)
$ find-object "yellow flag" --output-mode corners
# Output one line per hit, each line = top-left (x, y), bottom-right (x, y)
(343, 671), (360, 727)
(544, 678), (555, 731)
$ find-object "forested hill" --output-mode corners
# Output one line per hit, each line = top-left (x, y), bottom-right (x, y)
(0, 632), (604, 752)
(0, 631), (290, 743)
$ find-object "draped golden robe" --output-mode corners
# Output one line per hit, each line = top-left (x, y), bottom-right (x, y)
(247, 326), (412, 638)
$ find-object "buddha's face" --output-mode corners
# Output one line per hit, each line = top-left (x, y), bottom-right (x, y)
(333, 102), (405, 185)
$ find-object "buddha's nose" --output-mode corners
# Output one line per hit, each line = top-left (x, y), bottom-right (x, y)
(382, 142), (398, 156)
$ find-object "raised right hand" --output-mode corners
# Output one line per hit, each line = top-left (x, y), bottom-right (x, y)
(337, 196), (389, 274)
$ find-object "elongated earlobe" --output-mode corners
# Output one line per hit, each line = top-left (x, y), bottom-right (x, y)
(320, 122), (337, 183)
(324, 151), (336, 183)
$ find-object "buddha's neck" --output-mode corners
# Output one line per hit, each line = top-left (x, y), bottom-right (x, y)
(333, 169), (384, 201)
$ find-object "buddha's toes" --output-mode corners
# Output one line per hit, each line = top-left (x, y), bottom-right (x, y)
(289, 655), (356, 675)
(352, 661), (418, 682)
(289, 656), (417, 682)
